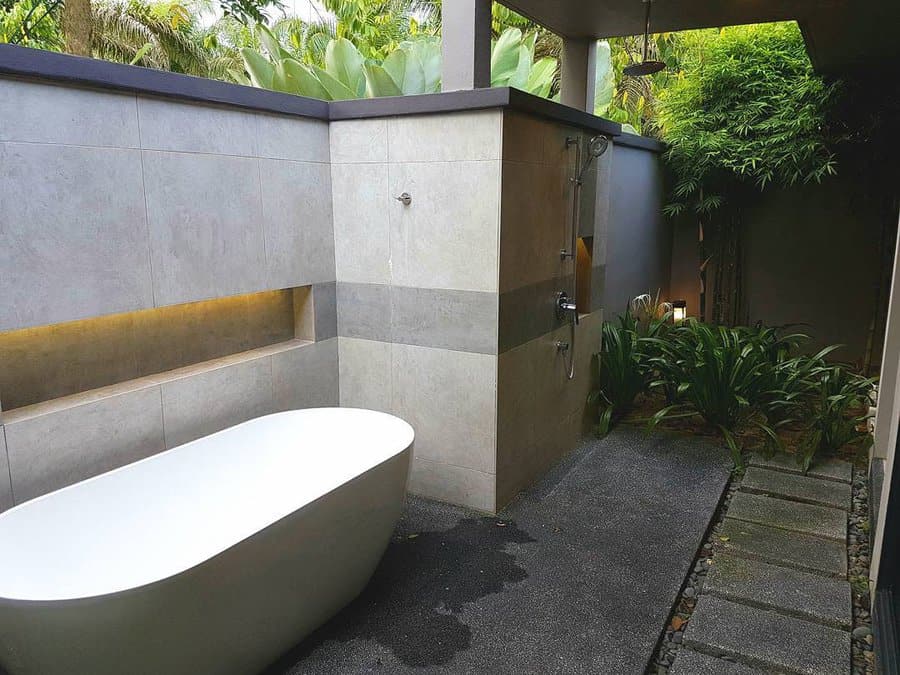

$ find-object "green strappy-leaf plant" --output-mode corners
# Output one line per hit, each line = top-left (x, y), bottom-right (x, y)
(646, 320), (786, 467)
(799, 365), (875, 472)
(589, 311), (646, 437)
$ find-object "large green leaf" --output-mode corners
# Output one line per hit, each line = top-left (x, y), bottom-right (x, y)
(382, 48), (426, 95)
(274, 59), (330, 100)
(401, 38), (442, 93)
(491, 28), (523, 85)
(228, 68), (251, 86)
(593, 40), (615, 115)
(240, 48), (274, 90)
(312, 64), (359, 100)
(507, 44), (532, 90)
(364, 64), (403, 97)
(256, 24), (291, 61)
(324, 37), (366, 97)
(525, 57), (557, 98)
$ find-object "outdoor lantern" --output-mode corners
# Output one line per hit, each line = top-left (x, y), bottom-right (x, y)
(672, 300), (687, 323)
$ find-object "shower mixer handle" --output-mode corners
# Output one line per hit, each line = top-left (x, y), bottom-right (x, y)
(556, 291), (579, 325)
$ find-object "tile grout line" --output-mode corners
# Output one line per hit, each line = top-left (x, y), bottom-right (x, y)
(135, 96), (157, 309)
(0, 138), (332, 163)
(256, 154), (269, 274)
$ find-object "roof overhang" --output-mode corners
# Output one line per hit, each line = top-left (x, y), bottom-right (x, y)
(498, 0), (900, 76)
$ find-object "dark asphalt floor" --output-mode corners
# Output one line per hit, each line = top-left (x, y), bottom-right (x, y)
(265, 427), (731, 675)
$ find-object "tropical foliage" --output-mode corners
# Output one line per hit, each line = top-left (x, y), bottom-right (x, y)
(800, 366), (875, 472)
(657, 22), (839, 217)
(592, 297), (876, 470)
(646, 321), (785, 466)
(589, 312), (647, 436)
(237, 24), (556, 99)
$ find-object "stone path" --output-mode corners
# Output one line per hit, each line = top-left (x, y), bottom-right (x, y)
(672, 452), (854, 675)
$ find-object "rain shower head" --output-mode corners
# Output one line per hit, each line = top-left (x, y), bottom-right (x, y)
(623, 0), (666, 78)
(623, 60), (666, 77)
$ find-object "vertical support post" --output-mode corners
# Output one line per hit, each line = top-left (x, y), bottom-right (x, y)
(441, 0), (492, 91)
(875, 227), (900, 459)
(560, 37), (598, 112)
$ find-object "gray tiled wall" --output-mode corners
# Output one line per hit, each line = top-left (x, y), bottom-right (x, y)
(1, 340), (338, 506)
(0, 77), (338, 510)
(0, 79), (334, 332)
(330, 109), (611, 512)
(330, 111), (503, 511)
(0, 78), (630, 516)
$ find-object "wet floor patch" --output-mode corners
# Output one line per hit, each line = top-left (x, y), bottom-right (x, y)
(265, 514), (535, 671)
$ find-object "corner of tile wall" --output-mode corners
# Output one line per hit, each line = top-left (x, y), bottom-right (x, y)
(0, 426), (13, 512)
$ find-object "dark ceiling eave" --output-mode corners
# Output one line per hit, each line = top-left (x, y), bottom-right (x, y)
(498, 0), (900, 78)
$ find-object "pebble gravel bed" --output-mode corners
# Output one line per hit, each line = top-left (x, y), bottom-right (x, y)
(647, 459), (873, 675)
(646, 466), (743, 674)
(850, 466), (874, 675)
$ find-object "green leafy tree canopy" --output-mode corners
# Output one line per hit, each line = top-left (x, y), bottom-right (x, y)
(657, 22), (840, 216)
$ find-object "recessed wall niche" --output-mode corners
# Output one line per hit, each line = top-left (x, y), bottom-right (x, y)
(576, 236), (593, 311)
(0, 288), (312, 411)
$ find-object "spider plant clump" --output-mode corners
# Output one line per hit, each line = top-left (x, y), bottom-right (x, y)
(589, 293), (674, 436)
(590, 301), (875, 470)
(589, 311), (647, 436)
(645, 321), (785, 467)
(799, 365), (876, 472)
(737, 325), (839, 428)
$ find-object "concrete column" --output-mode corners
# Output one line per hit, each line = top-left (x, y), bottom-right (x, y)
(874, 226), (900, 459)
(870, 210), (900, 585)
(441, 0), (492, 91)
(560, 37), (598, 112)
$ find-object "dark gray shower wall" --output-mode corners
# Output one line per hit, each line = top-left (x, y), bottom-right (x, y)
(605, 142), (671, 314)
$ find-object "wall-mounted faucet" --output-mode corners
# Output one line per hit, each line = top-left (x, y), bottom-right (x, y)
(556, 291), (579, 325)
(395, 192), (412, 206)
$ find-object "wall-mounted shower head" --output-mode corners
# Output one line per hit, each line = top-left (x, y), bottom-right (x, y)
(588, 135), (610, 159)
(576, 135), (610, 182)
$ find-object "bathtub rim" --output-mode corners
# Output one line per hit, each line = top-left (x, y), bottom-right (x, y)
(0, 407), (414, 604)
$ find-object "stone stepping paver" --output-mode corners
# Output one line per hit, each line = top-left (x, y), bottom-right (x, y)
(716, 518), (847, 577)
(741, 466), (851, 510)
(748, 452), (852, 484)
(670, 648), (768, 675)
(727, 492), (847, 542)
(684, 595), (851, 675)
(704, 553), (852, 629)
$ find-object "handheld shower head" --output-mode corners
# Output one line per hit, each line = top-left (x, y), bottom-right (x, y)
(576, 135), (610, 182)
(588, 135), (610, 158)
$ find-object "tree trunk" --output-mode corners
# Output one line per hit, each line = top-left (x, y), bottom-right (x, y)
(711, 210), (746, 327)
(62, 0), (92, 56)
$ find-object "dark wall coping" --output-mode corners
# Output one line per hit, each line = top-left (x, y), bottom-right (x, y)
(0, 43), (331, 118)
(613, 132), (666, 154)
(0, 43), (663, 150)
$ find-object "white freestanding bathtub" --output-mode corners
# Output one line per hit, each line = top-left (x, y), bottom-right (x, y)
(0, 408), (413, 675)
